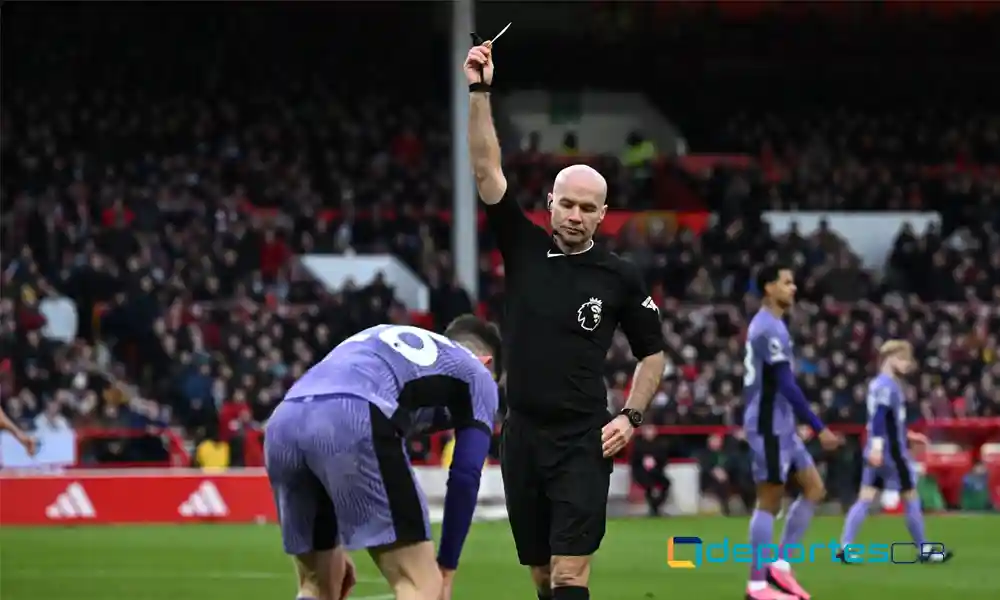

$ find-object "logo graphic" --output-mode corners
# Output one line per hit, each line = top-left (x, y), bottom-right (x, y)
(547, 251), (564, 258)
(667, 537), (947, 568)
(577, 297), (603, 331)
(667, 536), (701, 568)
(641, 296), (660, 314)
(768, 337), (788, 362)
(178, 482), (230, 517)
(45, 482), (96, 519)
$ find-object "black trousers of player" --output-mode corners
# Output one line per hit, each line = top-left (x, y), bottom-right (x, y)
(500, 412), (613, 566)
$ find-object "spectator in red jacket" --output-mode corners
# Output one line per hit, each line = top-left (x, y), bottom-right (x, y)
(218, 390), (252, 443)
(218, 390), (253, 467)
(260, 230), (290, 280)
(100, 199), (135, 228)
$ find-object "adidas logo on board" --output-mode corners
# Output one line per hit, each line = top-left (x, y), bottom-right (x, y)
(178, 481), (229, 517)
(45, 483), (96, 519)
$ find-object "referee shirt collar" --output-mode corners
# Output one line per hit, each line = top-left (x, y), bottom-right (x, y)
(547, 237), (595, 259)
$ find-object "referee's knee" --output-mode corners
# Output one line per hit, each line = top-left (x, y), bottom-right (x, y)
(550, 555), (590, 588)
(529, 564), (551, 588)
(529, 565), (552, 598)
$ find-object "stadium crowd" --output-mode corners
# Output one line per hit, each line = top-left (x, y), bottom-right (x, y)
(5, 169), (999, 470)
(2, 6), (998, 514)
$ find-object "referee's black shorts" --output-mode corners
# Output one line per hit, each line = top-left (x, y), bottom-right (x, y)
(500, 412), (613, 566)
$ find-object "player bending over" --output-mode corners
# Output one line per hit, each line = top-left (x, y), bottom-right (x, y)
(742, 265), (842, 600)
(837, 340), (954, 564)
(264, 316), (502, 600)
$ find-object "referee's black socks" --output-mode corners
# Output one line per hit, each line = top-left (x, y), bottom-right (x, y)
(552, 586), (589, 599)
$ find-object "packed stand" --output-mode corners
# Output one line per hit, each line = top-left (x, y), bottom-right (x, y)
(0, 4), (637, 468)
(714, 110), (1000, 166)
(4, 6), (999, 489)
(0, 24), (477, 464)
(692, 109), (1000, 223)
(4, 95), (999, 473)
(0, 194), (417, 465)
(607, 216), (1000, 510)
(0, 4), (457, 466)
(600, 216), (1000, 422)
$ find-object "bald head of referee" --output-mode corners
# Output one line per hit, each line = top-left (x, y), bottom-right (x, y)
(547, 164), (608, 253)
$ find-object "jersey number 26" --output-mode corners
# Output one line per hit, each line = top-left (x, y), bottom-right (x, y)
(341, 325), (459, 367)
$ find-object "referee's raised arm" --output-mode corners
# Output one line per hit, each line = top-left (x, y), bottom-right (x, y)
(464, 43), (506, 205)
(464, 42), (546, 273)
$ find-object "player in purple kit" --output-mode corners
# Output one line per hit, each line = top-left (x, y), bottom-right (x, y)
(837, 340), (954, 564)
(264, 316), (502, 600)
(742, 265), (841, 600)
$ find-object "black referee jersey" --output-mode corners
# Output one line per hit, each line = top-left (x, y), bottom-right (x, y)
(484, 194), (666, 426)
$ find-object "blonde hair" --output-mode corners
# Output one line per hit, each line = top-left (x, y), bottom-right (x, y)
(879, 340), (912, 362)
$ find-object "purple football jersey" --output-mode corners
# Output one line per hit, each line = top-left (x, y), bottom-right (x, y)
(266, 324), (499, 553)
(860, 373), (916, 490)
(283, 324), (498, 434)
(865, 373), (910, 458)
(742, 309), (797, 436)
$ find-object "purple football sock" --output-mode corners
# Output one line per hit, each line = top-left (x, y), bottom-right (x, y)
(749, 509), (775, 581)
(778, 497), (815, 560)
(904, 497), (926, 546)
(839, 499), (871, 547)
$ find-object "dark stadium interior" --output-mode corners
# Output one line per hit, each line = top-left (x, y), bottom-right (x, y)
(2, 1), (999, 513)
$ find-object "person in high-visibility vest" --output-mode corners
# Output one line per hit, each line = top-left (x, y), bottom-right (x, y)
(193, 429), (230, 473)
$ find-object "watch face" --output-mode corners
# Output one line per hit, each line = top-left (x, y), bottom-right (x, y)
(627, 410), (643, 426)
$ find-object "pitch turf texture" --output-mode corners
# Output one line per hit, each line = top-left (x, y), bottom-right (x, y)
(1, 516), (997, 599)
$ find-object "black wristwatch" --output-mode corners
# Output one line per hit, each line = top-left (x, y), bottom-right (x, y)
(619, 408), (643, 428)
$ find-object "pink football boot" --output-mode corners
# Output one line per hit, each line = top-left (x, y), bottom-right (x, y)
(745, 584), (797, 600)
(766, 565), (811, 600)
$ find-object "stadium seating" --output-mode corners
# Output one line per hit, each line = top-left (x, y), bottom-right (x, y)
(8, 8), (1000, 600)
(1, 5), (997, 515)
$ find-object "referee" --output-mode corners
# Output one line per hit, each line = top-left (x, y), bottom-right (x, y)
(464, 43), (667, 600)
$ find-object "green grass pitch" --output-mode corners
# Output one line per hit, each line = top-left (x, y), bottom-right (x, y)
(1, 516), (997, 599)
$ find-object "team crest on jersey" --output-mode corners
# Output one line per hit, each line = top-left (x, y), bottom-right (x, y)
(577, 297), (603, 331)
(768, 337), (788, 362)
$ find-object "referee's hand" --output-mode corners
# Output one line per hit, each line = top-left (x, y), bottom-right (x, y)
(601, 414), (634, 457)
(464, 44), (494, 85)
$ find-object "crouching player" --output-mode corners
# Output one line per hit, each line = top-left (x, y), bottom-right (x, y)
(265, 316), (502, 600)
(837, 340), (954, 564)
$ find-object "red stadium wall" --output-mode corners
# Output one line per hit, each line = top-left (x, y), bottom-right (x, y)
(0, 470), (276, 525)
(3, 419), (999, 526)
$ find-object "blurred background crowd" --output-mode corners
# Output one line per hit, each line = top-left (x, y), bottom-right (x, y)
(2, 2), (998, 509)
